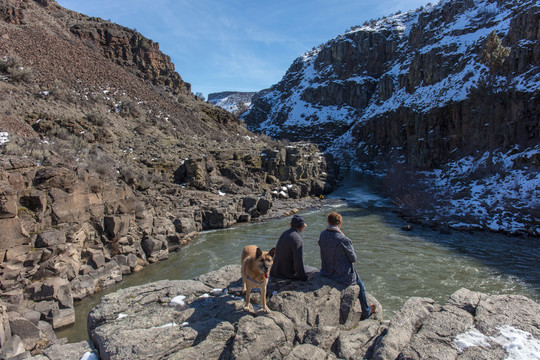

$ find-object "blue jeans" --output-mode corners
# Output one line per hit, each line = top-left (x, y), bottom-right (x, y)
(357, 275), (371, 319)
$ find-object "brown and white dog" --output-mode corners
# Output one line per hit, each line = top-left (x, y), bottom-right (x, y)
(241, 245), (275, 312)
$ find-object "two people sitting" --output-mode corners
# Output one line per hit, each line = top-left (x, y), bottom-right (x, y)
(270, 212), (376, 320)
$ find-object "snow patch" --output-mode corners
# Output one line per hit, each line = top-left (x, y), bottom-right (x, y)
(80, 352), (99, 360)
(152, 322), (178, 329)
(0, 132), (8, 145)
(455, 325), (540, 359)
(210, 288), (226, 296)
(170, 295), (186, 307)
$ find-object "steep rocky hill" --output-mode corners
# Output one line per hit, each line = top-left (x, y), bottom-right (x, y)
(0, 0), (336, 354)
(243, 0), (539, 235)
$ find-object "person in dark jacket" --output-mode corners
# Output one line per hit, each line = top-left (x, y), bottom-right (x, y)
(318, 211), (375, 320)
(270, 214), (316, 281)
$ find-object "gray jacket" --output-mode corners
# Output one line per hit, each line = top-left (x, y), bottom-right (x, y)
(318, 227), (358, 285)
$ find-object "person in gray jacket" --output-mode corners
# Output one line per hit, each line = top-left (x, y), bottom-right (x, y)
(318, 211), (375, 320)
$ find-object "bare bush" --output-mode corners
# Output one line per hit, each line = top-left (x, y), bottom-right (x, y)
(48, 80), (75, 103)
(232, 103), (250, 117)
(0, 54), (33, 82)
(86, 109), (108, 126)
(1, 135), (48, 160)
(119, 97), (143, 118)
(119, 164), (139, 186)
(49, 126), (71, 140)
(85, 148), (117, 179)
(256, 132), (285, 148)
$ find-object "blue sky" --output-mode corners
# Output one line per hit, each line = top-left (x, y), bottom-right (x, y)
(56, 0), (431, 97)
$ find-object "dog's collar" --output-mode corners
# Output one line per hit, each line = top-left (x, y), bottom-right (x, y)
(246, 274), (266, 286)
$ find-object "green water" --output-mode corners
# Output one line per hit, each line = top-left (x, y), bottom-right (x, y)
(57, 172), (540, 342)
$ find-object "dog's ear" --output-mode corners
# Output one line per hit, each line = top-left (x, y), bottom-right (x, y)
(255, 247), (262, 259)
(268, 247), (276, 258)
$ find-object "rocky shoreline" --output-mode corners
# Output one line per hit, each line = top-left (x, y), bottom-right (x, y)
(0, 141), (339, 359)
(8, 265), (538, 359)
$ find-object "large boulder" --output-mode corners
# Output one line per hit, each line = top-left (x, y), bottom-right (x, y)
(42, 340), (96, 360)
(34, 228), (67, 249)
(7, 312), (44, 351)
(0, 182), (18, 219)
(370, 288), (540, 360)
(87, 266), (382, 360)
(370, 297), (438, 360)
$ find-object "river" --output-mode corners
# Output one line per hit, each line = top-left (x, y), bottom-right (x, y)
(57, 171), (540, 342)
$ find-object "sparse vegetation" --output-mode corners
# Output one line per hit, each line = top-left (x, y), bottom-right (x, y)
(477, 30), (511, 168)
(232, 103), (250, 116)
(118, 96), (143, 118)
(1, 134), (48, 160)
(0, 54), (33, 83)
(195, 92), (205, 101)
(86, 109), (108, 126)
(48, 80), (75, 103)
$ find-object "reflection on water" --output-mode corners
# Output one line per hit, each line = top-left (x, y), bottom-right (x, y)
(57, 172), (540, 342)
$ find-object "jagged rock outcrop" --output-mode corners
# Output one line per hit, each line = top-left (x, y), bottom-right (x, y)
(82, 266), (540, 360)
(175, 143), (336, 198)
(69, 20), (190, 96)
(370, 288), (540, 360)
(0, 140), (335, 343)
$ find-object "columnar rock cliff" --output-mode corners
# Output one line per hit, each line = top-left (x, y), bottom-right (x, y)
(245, 0), (539, 167)
(243, 0), (539, 235)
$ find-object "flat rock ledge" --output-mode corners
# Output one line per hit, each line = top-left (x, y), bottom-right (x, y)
(34, 266), (540, 360)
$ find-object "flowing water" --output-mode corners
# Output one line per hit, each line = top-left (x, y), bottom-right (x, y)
(57, 171), (540, 342)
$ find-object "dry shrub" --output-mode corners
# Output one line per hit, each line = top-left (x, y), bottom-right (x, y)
(383, 164), (437, 216)
(0, 54), (33, 82)
(48, 80), (75, 103)
(119, 164), (139, 186)
(1, 135), (48, 160)
(85, 148), (117, 179)
(86, 109), (108, 127)
(49, 126), (70, 140)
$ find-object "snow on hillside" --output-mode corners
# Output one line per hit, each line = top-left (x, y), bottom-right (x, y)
(250, 0), (538, 151)
(250, 0), (530, 141)
(208, 92), (255, 113)
(352, 0), (517, 121)
(412, 146), (540, 235)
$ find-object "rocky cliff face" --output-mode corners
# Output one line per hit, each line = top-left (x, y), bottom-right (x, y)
(243, 0), (539, 235)
(244, 0), (539, 167)
(69, 18), (190, 96)
(0, 0), (337, 352)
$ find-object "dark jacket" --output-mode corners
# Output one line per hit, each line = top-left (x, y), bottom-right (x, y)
(318, 227), (358, 285)
(270, 228), (308, 281)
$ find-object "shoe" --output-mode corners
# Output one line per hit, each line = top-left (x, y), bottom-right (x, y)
(361, 304), (376, 320)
